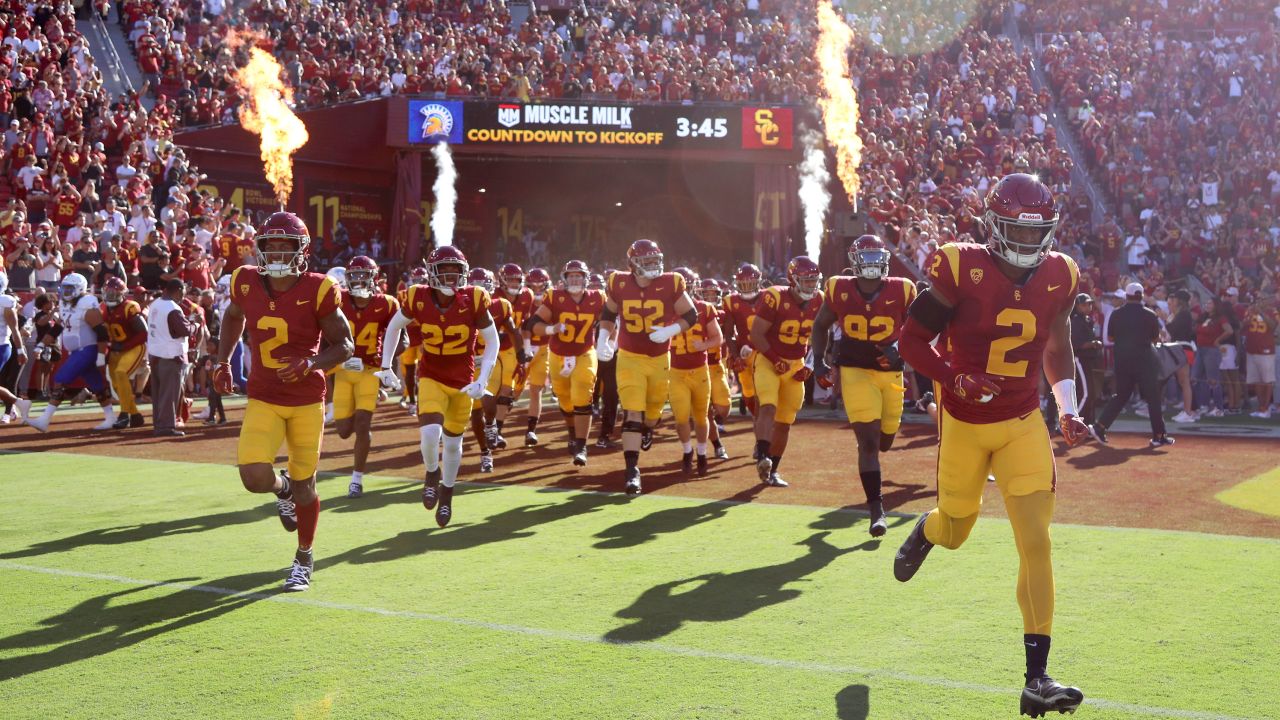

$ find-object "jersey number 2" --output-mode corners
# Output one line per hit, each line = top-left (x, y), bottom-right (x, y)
(986, 308), (1036, 377)
(257, 316), (289, 369)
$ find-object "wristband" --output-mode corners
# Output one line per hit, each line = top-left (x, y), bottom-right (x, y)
(1051, 379), (1078, 416)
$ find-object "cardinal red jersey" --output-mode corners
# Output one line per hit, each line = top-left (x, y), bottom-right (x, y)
(824, 275), (917, 369)
(755, 286), (823, 360)
(607, 271), (688, 357)
(396, 287), (423, 351)
(102, 299), (147, 351)
(497, 286), (535, 345)
(1242, 309), (1278, 355)
(671, 301), (717, 370)
(707, 305), (726, 366)
(925, 242), (1079, 424)
(476, 296), (513, 352)
(723, 292), (759, 350)
(342, 292), (400, 366)
(528, 292), (552, 347)
(541, 288), (605, 357)
(230, 266), (342, 406)
(405, 284), (492, 389)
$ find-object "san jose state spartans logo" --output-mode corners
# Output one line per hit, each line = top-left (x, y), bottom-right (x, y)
(419, 104), (454, 141)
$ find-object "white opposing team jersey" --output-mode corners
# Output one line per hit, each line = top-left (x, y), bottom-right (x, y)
(61, 294), (100, 352)
(0, 294), (14, 346)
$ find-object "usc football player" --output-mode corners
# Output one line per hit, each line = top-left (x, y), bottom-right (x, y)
(895, 173), (1088, 716)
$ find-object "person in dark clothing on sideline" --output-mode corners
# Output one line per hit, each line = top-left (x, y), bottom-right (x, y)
(1069, 293), (1104, 425)
(1093, 283), (1174, 447)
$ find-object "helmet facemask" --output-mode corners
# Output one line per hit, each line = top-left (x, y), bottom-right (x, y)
(563, 272), (587, 293)
(103, 287), (126, 307)
(852, 248), (890, 280)
(792, 274), (821, 301)
(986, 211), (1057, 268)
(631, 254), (664, 280)
(735, 276), (759, 300)
(258, 237), (308, 277)
(347, 269), (376, 299)
(431, 261), (467, 296)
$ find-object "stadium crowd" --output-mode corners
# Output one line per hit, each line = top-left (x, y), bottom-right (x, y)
(0, 0), (1276, 431)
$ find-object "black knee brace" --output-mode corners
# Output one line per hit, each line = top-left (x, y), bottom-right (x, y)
(622, 420), (646, 434)
(574, 405), (593, 416)
(497, 396), (514, 406)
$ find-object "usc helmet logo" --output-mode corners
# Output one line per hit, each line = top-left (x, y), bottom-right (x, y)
(753, 109), (780, 146)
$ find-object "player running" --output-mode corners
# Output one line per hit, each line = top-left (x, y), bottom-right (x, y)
(491, 263), (534, 448)
(700, 278), (732, 459)
(466, 267), (522, 474)
(895, 173), (1088, 716)
(668, 267), (723, 476)
(378, 246), (498, 527)
(212, 211), (354, 592)
(0, 274), (31, 422)
(528, 259), (606, 467)
(519, 267), (554, 446)
(101, 277), (149, 429)
(24, 273), (120, 432)
(811, 235), (916, 536)
(748, 256), (823, 487)
(336, 256), (400, 498)
(597, 239), (700, 494)
(724, 263), (763, 418)
(395, 266), (430, 413)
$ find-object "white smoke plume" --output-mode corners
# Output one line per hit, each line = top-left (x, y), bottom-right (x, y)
(799, 128), (831, 260)
(431, 143), (457, 247)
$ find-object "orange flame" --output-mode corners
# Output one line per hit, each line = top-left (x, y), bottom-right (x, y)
(815, 0), (862, 209)
(234, 45), (309, 205)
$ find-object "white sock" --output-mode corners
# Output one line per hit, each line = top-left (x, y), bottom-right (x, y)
(419, 424), (442, 471)
(103, 405), (117, 421)
(681, 441), (693, 453)
(351, 471), (363, 485)
(696, 442), (707, 457)
(40, 405), (57, 421)
(441, 434), (463, 488)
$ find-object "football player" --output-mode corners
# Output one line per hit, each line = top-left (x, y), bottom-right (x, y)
(590, 271), (619, 447)
(212, 211), (354, 592)
(519, 267), (555, 446)
(528, 259), (606, 466)
(667, 267), (723, 476)
(0, 274), (30, 422)
(396, 266), (430, 413)
(597, 239), (700, 494)
(101, 277), (149, 429)
(699, 278), (732, 459)
(811, 235), (916, 536)
(323, 266), (349, 424)
(725, 263), (763, 417)
(749, 256), (823, 487)
(378, 246), (498, 527)
(466, 267), (522, 473)
(24, 273), (120, 432)
(336, 256), (400, 498)
(895, 173), (1088, 716)
(492, 263), (534, 448)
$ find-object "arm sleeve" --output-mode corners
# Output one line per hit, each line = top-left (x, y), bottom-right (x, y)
(475, 322), (500, 385)
(380, 305), (413, 370)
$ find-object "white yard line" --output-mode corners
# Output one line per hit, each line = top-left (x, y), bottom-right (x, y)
(0, 560), (1256, 720)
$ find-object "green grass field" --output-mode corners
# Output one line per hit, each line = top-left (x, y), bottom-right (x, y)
(1, 452), (1276, 719)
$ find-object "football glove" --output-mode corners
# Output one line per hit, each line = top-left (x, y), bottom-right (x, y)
(212, 362), (234, 395)
(767, 354), (791, 375)
(813, 360), (835, 389)
(792, 366), (813, 382)
(648, 324), (682, 343)
(460, 381), (489, 400)
(374, 368), (402, 392)
(1059, 413), (1091, 447)
(96, 352), (107, 368)
(559, 355), (576, 378)
(277, 356), (313, 384)
(951, 372), (1002, 404)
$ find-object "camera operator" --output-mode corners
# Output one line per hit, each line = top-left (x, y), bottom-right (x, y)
(1094, 283), (1174, 447)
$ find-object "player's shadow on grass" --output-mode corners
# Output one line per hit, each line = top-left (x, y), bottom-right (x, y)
(604, 532), (878, 643)
(0, 482), (422, 559)
(835, 684), (870, 719)
(0, 569), (277, 681)
(592, 485), (765, 549)
(1062, 443), (1153, 470)
(809, 506), (913, 533)
(327, 489), (630, 563)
